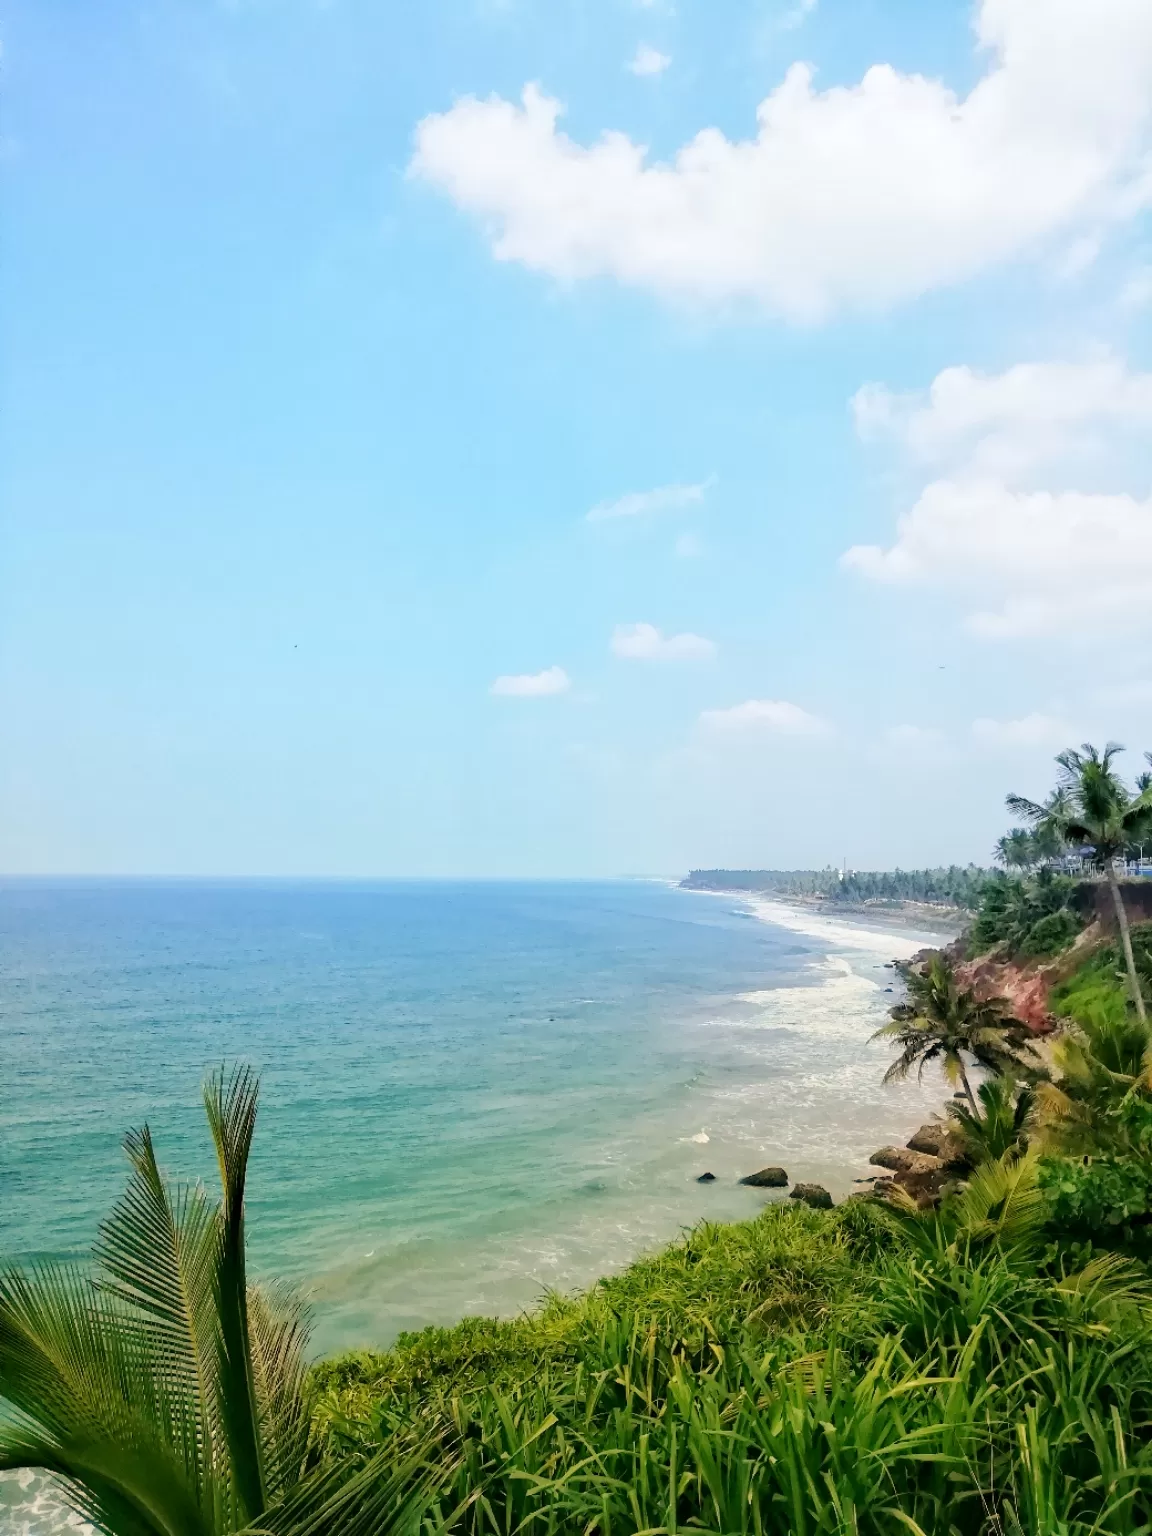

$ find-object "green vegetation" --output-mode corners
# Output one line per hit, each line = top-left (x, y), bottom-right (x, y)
(16, 740), (1152, 1533)
(1008, 741), (1152, 1017)
(305, 1159), (1152, 1535)
(967, 869), (1083, 958)
(683, 865), (989, 908)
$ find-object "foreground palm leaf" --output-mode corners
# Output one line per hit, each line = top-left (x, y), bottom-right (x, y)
(0, 1068), (310, 1536)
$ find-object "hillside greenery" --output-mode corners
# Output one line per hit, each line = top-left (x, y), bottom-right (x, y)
(966, 869), (1085, 958)
(683, 864), (990, 908)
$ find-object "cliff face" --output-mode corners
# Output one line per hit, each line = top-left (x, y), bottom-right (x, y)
(949, 923), (1104, 1034)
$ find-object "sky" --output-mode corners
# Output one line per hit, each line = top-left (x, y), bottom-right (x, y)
(2, 0), (1152, 877)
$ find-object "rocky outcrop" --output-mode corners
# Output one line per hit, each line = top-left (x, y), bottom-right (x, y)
(905, 1122), (967, 1165)
(740, 1166), (788, 1188)
(869, 1146), (943, 1177)
(940, 922), (1103, 1036)
(696, 1172), (716, 1183)
(789, 1182), (833, 1209)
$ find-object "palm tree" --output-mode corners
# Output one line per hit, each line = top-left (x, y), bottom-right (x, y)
(946, 1077), (1035, 1165)
(872, 954), (1038, 1115)
(995, 829), (1040, 871)
(0, 1067), (314, 1536)
(1008, 743), (1152, 1022)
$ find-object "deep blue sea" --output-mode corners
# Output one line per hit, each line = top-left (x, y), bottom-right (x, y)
(1, 877), (947, 1531)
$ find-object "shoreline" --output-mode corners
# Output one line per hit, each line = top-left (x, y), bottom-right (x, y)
(680, 881), (966, 941)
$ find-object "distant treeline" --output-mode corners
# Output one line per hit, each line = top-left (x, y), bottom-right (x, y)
(682, 865), (990, 909)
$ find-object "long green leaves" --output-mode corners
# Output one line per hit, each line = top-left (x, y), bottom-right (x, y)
(0, 1066), (316, 1536)
(203, 1067), (266, 1527)
(310, 1180), (1152, 1536)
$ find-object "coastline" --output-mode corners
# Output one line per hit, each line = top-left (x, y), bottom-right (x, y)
(670, 882), (959, 1199)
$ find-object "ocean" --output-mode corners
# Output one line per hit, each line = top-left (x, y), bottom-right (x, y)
(1, 877), (948, 1533)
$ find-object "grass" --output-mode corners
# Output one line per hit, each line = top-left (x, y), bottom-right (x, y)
(303, 1183), (1152, 1535)
(310, 1201), (875, 1443)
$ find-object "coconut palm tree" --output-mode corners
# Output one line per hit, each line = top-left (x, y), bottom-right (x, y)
(1008, 743), (1152, 1022)
(995, 829), (1041, 871)
(0, 1067), (313, 1536)
(946, 1077), (1035, 1166)
(872, 955), (1038, 1115)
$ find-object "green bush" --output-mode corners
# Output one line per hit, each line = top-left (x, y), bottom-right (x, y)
(1040, 1155), (1152, 1256)
(1018, 907), (1081, 957)
(968, 870), (1083, 958)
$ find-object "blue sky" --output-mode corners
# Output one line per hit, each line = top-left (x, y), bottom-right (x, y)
(2, 0), (1152, 876)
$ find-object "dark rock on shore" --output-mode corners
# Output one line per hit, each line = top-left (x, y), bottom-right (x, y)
(696, 1171), (716, 1183)
(869, 1146), (942, 1176)
(789, 1182), (833, 1209)
(906, 1123), (946, 1155)
(740, 1166), (789, 1187)
(906, 1122), (967, 1165)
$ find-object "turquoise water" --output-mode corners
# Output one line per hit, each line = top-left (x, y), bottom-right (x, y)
(1, 876), (948, 1533)
(2, 878), (946, 1350)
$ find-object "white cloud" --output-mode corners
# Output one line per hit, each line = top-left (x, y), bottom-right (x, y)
(410, 1), (1152, 319)
(885, 724), (945, 748)
(845, 481), (1152, 638)
(611, 622), (716, 660)
(699, 698), (830, 734)
(845, 355), (1152, 637)
(587, 477), (712, 521)
(852, 356), (1152, 480)
(972, 714), (1074, 748)
(628, 44), (670, 77)
(490, 665), (571, 696)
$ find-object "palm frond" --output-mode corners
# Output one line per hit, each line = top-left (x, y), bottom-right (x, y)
(0, 1263), (214, 1536)
(203, 1067), (266, 1527)
(246, 1284), (312, 1502)
(95, 1124), (222, 1482)
(953, 1154), (1044, 1250)
(1005, 794), (1047, 827)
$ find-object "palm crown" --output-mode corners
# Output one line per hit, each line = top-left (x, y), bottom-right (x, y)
(1008, 743), (1152, 1021)
(1007, 744), (1152, 863)
(872, 955), (1037, 1113)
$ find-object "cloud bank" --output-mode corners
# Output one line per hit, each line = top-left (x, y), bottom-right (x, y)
(411, 0), (1152, 319)
(844, 356), (1152, 637)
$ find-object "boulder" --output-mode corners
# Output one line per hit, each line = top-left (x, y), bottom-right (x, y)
(696, 1171), (716, 1183)
(869, 1146), (942, 1176)
(740, 1166), (789, 1188)
(906, 1123), (968, 1166)
(906, 1123), (946, 1155)
(789, 1182), (833, 1209)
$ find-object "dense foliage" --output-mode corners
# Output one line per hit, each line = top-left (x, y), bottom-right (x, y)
(309, 1167), (1152, 1535)
(684, 864), (990, 908)
(967, 869), (1083, 958)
